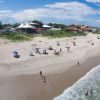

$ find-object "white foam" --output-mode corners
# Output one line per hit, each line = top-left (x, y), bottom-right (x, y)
(54, 65), (100, 100)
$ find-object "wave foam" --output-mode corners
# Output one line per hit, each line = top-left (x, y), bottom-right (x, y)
(54, 65), (100, 100)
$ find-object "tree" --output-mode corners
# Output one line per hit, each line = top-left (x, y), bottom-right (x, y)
(2, 24), (11, 29)
(48, 23), (53, 26)
(0, 21), (2, 30)
(11, 23), (19, 28)
(48, 23), (66, 29)
(32, 20), (43, 28)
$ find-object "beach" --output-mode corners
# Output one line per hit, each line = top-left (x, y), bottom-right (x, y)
(0, 33), (100, 100)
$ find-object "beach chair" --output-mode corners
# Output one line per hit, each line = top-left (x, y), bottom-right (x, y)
(56, 42), (60, 46)
(30, 51), (35, 56)
(13, 51), (20, 58)
(43, 49), (48, 55)
(54, 50), (60, 56)
(48, 46), (53, 50)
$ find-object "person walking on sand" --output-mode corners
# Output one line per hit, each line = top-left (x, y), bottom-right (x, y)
(39, 71), (43, 77)
(60, 48), (62, 52)
(67, 46), (70, 52)
(77, 61), (80, 66)
(56, 41), (60, 46)
(91, 42), (94, 45)
(66, 44), (70, 52)
(72, 41), (76, 46)
(39, 71), (47, 84)
(42, 76), (46, 84)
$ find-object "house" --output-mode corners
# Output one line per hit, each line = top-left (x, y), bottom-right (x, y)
(66, 24), (93, 33)
(66, 24), (80, 32)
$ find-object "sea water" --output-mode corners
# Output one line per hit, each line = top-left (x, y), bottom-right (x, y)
(54, 65), (100, 100)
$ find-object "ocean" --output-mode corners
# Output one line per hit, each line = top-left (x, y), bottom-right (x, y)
(54, 65), (100, 100)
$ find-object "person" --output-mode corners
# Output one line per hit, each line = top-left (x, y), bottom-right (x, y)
(91, 42), (94, 45)
(43, 49), (48, 55)
(48, 46), (53, 50)
(39, 71), (46, 84)
(56, 42), (60, 46)
(66, 44), (70, 52)
(67, 46), (70, 52)
(13, 51), (20, 58)
(60, 48), (62, 52)
(72, 41), (76, 46)
(42, 76), (46, 84)
(35, 48), (41, 55)
(30, 51), (34, 56)
(89, 89), (93, 96)
(85, 89), (93, 96)
(97, 36), (100, 39)
(39, 71), (43, 77)
(35, 48), (39, 54)
(85, 89), (89, 96)
(77, 61), (80, 66)
(54, 50), (60, 56)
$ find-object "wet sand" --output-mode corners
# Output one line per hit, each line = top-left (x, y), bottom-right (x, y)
(0, 54), (100, 100)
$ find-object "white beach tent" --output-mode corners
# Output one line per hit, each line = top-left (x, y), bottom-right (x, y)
(43, 24), (51, 28)
(17, 23), (35, 28)
(17, 23), (25, 28)
(24, 22), (34, 28)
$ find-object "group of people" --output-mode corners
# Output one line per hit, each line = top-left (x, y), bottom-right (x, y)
(87, 40), (94, 45)
(13, 35), (98, 59)
(85, 89), (93, 97)
(29, 41), (73, 57)
(39, 71), (46, 84)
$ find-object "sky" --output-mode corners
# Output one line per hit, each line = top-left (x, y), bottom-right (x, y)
(0, 0), (100, 27)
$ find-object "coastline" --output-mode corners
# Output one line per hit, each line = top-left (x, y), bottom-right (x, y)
(0, 49), (100, 100)
(0, 34), (100, 100)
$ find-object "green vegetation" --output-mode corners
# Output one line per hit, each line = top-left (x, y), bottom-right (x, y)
(93, 32), (100, 34)
(32, 20), (43, 28)
(40, 30), (87, 38)
(0, 30), (87, 41)
(48, 23), (66, 29)
(0, 32), (33, 41)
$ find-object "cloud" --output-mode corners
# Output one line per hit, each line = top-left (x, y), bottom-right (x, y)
(86, 0), (100, 6)
(0, 1), (99, 25)
(95, 20), (100, 23)
(45, 2), (95, 15)
(0, 10), (13, 18)
(86, 0), (100, 3)
(11, 1), (96, 22)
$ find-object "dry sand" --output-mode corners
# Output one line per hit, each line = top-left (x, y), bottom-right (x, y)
(0, 33), (100, 100)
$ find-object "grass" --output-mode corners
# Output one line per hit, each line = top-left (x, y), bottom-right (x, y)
(93, 32), (100, 34)
(0, 32), (33, 41)
(40, 30), (87, 38)
(0, 30), (87, 41)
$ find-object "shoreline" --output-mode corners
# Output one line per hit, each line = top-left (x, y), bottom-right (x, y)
(0, 52), (100, 100)
(0, 34), (100, 100)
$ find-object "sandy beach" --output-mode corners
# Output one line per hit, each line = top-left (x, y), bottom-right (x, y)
(0, 33), (100, 100)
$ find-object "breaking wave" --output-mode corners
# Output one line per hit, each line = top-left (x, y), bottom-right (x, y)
(54, 65), (100, 100)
